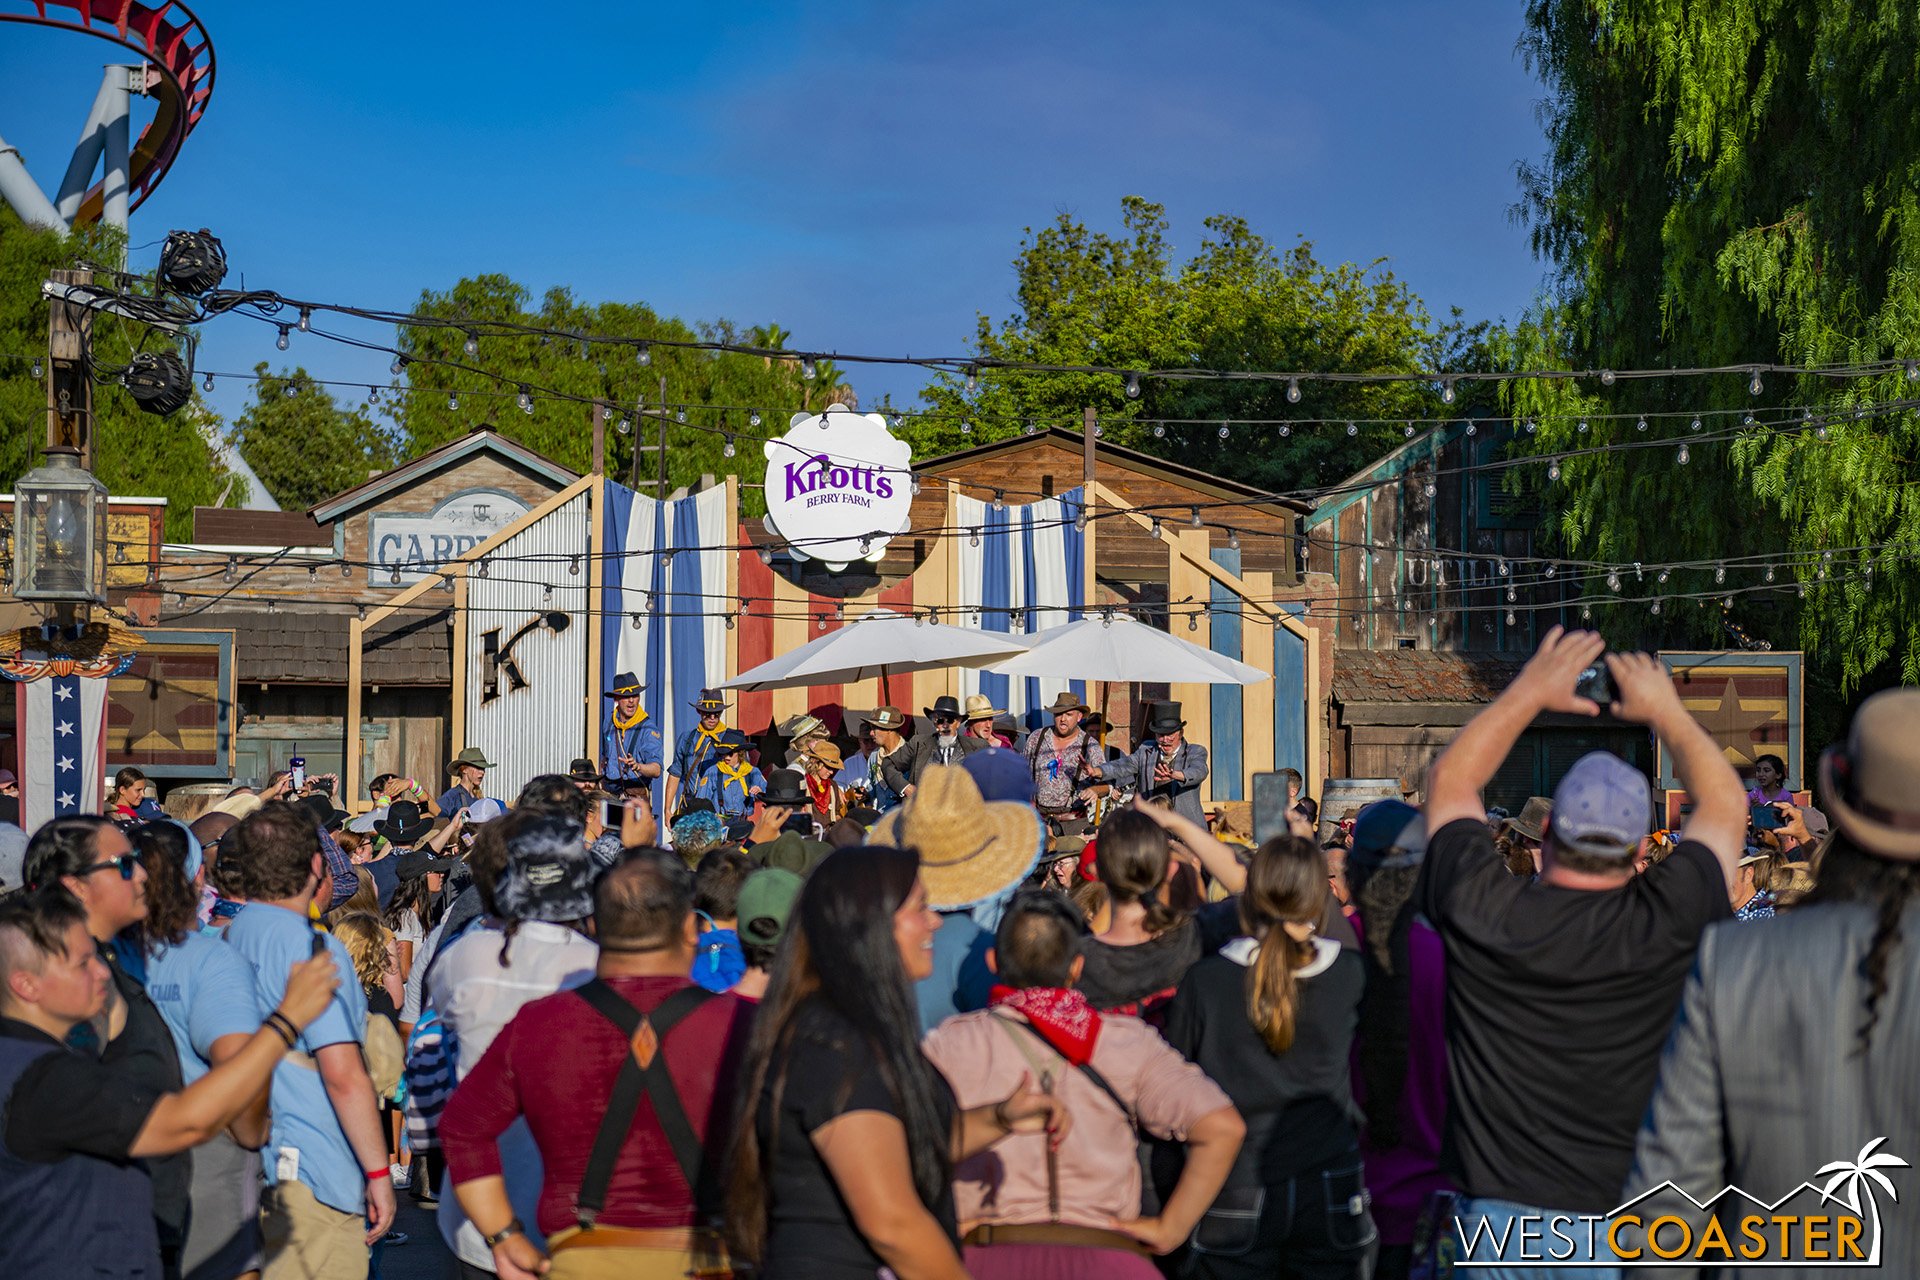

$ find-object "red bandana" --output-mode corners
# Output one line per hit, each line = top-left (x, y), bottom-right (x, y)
(989, 985), (1103, 1066)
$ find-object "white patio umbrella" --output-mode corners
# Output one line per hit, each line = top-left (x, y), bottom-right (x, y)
(989, 614), (1268, 685)
(721, 607), (1033, 692)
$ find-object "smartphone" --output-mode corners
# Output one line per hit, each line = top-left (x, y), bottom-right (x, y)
(289, 756), (306, 791)
(1574, 659), (1614, 707)
(1749, 802), (1786, 831)
(1251, 772), (1292, 847)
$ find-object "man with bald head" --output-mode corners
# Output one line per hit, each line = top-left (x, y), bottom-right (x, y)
(442, 848), (754, 1277)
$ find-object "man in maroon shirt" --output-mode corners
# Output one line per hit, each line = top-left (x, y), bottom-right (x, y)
(441, 848), (753, 1279)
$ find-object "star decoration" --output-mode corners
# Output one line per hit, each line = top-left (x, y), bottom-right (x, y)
(57, 756), (73, 771)
(1692, 678), (1787, 767)
(57, 792), (74, 808)
(56, 721), (73, 737)
(119, 667), (203, 754)
(53, 684), (73, 701)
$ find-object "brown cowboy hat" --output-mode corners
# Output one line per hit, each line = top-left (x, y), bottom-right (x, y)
(863, 706), (908, 732)
(868, 765), (1045, 910)
(1042, 691), (1089, 716)
(1501, 796), (1553, 844)
(804, 739), (845, 771)
(1820, 688), (1920, 861)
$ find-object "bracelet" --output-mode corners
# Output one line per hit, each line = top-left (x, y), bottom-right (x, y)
(365, 1165), (392, 1182)
(262, 1013), (298, 1050)
(482, 1218), (524, 1248)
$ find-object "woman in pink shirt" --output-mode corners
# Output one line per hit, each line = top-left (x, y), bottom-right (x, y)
(923, 891), (1245, 1278)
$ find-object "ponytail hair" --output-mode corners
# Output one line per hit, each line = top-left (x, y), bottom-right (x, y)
(1240, 835), (1330, 1054)
(1095, 809), (1188, 936)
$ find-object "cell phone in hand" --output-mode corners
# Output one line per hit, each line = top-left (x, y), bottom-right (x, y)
(604, 799), (626, 827)
(1575, 658), (1614, 707)
(1251, 772), (1293, 847)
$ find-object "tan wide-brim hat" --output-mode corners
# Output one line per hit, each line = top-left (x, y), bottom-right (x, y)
(868, 764), (1045, 910)
(805, 740), (845, 771)
(963, 693), (1003, 723)
(207, 793), (264, 820)
(1043, 692), (1088, 716)
(1819, 688), (1920, 862)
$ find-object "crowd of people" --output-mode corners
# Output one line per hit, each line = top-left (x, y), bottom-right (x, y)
(0, 630), (1915, 1280)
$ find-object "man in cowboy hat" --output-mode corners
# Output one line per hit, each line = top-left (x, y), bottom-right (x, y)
(778, 713), (829, 768)
(962, 694), (1011, 747)
(664, 689), (734, 819)
(1619, 687), (1920, 1272)
(599, 671), (663, 807)
(692, 730), (765, 821)
(861, 706), (915, 813)
(1094, 700), (1210, 827)
(891, 695), (988, 790)
(1022, 691), (1103, 833)
(868, 764), (1048, 1031)
(436, 748), (495, 820)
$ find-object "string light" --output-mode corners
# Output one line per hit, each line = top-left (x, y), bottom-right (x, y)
(801, 356), (817, 380)
(723, 435), (736, 458)
(202, 371), (214, 392)
(748, 409), (761, 427)
(275, 325), (290, 351)
(1600, 369), (1617, 386)
(30, 356), (42, 378)
(616, 415), (631, 435)
(296, 308), (312, 332)
(969, 528), (980, 548)
(389, 565), (401, 585)
(463, 331), (478, 356)
(1346, 422), (1358, 436)
(1636, 416), (1647, 432)
(477, 558), (489, 578)
(1217, 424), (1229, 439)
(1279, 423), (1291, 437)
(1190, 506), (1203, 528)
(1287, 377), (1302, 403)
(638, 342), (652, 366)
(516, 385), (533, 413)
(631, 612), (642, 629)
(1228, 529), (1240, 551)
(1441, 379), (1455, 404)
(1749, 368), (1764, 396)
(675, 407), (687, 423)
(1677, 443), (1690, 464)
(1125, 372), (1141, 399)
(447, 392), (458, 410)
(568, 556), (580, 576)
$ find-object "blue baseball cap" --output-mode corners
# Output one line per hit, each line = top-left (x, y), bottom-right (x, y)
(962, 747), (1036, 805)
(1550, 752), (1653, 859)
(1351, 800), (1427, 869)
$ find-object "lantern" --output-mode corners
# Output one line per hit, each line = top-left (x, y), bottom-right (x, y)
(12, 449), (109, 606)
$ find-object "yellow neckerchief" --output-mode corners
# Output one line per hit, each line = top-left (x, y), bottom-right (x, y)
(691, 722), (729, 755)
(717, 758), (754, 791)
(612, 702), (648, 732)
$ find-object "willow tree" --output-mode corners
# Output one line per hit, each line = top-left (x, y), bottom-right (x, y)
(1513, 0), (1920, 691)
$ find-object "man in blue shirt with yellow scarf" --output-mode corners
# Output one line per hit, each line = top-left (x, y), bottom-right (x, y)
(664, 689), (734, 818)
(600, 671), (663, 811)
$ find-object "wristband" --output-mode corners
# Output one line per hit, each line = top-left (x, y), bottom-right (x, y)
(483, 1218), (525, 1248)
(262, 1013), (298, 1050)
(365, 1165), (392, 1182)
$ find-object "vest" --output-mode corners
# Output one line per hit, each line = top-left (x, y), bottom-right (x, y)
(0, 1033), (160, 1278)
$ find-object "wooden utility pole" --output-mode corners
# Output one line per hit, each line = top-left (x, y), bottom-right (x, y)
(47, 268), (93, 467)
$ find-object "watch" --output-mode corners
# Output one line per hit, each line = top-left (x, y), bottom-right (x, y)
(482, 1219), (524, 1248)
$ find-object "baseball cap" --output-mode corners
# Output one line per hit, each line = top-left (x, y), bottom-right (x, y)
(737, 867), (803, 947)
(461, 797), (508, 824)
(1350, 800), (1428, 868)
(1550, 752), (1652, 859)
(961, 747), (1036, 805)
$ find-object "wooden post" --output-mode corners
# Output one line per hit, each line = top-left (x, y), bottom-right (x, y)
(345, 614), (365, 808)
(451, 565), (469, 766)
(1081, 406), (1097, 617)
(47, 269), (92, 465)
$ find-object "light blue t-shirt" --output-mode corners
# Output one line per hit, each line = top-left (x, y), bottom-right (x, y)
(225, 902), (368, 1216)
(145, 930), (264, 1087)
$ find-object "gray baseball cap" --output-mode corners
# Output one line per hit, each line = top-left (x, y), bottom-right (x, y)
(1550, 752), (1652, 858)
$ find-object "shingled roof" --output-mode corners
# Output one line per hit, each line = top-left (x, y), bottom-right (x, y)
(1331, 649), (1529, 706)
(214, 609), (451, 686)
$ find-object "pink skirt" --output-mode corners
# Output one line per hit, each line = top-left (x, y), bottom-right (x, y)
(961, 1242), (1164, 1280)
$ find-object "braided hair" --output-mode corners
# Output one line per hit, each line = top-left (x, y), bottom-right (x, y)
(1802, 832), (1920, 1054)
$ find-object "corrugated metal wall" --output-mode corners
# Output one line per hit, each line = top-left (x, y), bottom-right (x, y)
(463, 490), (591, 803)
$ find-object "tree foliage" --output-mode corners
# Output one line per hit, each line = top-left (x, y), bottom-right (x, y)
(0, 209), (234, 540)
(389, 276), (844, 516)
(1515, 0), (1920, 690)
(231, 363), (401, 510)
(913, 198), (1491, 493)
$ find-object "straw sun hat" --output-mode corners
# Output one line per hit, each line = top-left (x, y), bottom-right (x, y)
(868, 764), (1046, 911)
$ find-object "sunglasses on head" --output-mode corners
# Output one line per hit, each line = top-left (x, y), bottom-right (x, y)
(84, 853), (143, 881)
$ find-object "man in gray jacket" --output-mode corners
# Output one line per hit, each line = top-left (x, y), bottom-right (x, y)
(1621, 687), (1920, 1276)
(1096, 700), (1209, 827)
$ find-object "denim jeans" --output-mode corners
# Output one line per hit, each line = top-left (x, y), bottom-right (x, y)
(1453, 1197), (1621, 1279)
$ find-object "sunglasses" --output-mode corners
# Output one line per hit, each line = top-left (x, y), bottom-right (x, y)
(84, 853), (143, 881)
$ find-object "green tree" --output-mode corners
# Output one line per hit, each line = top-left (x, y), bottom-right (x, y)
(1514, 0), (1920, 689)
(0, 209), (234, 540)
(390, 275), (818, 515)
(914, 197), (1488, 491)
(230, 363), (401, 510)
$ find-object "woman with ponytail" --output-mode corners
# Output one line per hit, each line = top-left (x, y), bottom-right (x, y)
(1076, 808), (1235, 1018)
(1163, 835), (1375, 1279)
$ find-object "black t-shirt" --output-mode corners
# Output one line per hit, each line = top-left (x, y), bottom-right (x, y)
(93, 951), (187, 1237)
(757, 998), (957, 1279)
(2, 1018), (160, 1164)
(1417, 818), (1730, 1213)
(1164, 940), (1364, 1185)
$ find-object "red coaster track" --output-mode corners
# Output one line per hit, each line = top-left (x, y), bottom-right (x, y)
(1, 0), (215, 223)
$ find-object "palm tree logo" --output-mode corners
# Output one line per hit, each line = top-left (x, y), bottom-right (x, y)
(1817, 1137), (1909, 1261)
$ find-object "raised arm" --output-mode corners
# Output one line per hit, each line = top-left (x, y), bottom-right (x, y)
(1605, 652), (1747, 884)
(1132, 797), (1247, 894)
(1425, 627), (1607, 833)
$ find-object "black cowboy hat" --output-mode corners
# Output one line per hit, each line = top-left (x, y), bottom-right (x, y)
(1143, 700), (1186, 735)
(567, 758), (600, 783)
(925, 695), (963, 721)
(691, 688), (727, 713)
(374, 800), (435, 846)
(718, 729), (752, 753)
(761, 768), (808, 807)
(605, 671), (644, 699)
(297, 793), (348, 834)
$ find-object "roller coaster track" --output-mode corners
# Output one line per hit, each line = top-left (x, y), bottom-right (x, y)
(1, 0), (215, 224)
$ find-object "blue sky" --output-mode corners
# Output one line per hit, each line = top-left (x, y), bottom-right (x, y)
(1, 1), (1548, 421)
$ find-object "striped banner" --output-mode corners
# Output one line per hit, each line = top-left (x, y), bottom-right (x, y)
(954, 488), (1087, 730)
(602, 482), (730, 784)
(15, 673), (110, 830)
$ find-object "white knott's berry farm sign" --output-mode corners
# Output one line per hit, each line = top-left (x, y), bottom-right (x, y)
(761, 405), (913, 571)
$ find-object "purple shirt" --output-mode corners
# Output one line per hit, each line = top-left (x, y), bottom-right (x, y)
(1350, 913), (1450, 1247)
